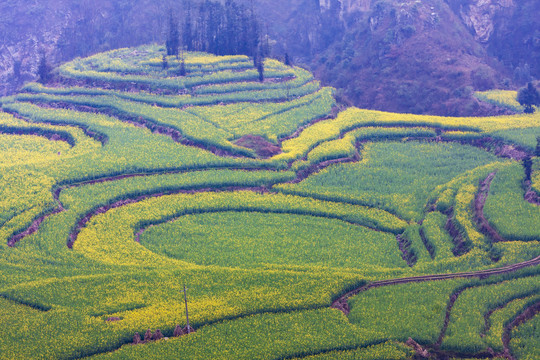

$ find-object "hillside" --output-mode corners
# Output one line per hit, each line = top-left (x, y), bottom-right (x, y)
(0, 45), (539, 359)
(1, 0), (539, 115)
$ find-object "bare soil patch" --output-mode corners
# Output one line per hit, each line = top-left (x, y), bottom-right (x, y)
(234, 135), (281, 158)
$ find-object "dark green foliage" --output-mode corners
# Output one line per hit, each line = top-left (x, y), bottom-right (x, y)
(166, 12), (180, 57)
(536, 136), (540, 157)
(161, 55), (168, 70)
(37, 52), (50, 84)
(182, 0), (194, 51)
(517, 82), (540, 114)
(523, 156), (532, 182)
(182, 0), (259, 57)
(284, 53), (291, 66)
(257, 57), (264, 82)
(179, 59), (186, 76)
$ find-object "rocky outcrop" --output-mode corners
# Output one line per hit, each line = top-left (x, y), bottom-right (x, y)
(458, 0), (515, 42)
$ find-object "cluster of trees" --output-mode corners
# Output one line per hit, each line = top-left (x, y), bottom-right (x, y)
(166, 0), (262, 58)
(517, 82), (540, 114)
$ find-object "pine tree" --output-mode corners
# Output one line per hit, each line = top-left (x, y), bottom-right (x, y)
(523, 156), (533, 182)
(517, 82), (540, 114)
(249, 5), (260, 58)
(37, 52), (50, 84)
(179, 59), (187, 76)
(284, 53), (291, 66)
(183, 0), (194, 51)
(257, 56), (264, 82)
(166, 12), (180, 57)
(162, 55), (168, 70)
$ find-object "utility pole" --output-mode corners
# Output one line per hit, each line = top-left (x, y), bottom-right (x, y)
(182, 284), (191, 333)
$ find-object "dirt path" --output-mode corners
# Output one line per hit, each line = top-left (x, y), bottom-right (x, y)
(501, 300), (540, 360)
(331, 255), (540, 315)
(474, 172), (506, 243)
(396, 234), (417, 267)
(435, 289), (466, 348)
(445, 208), (470, 256)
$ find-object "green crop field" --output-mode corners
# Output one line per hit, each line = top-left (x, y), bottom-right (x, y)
(0, 44), (539, 359)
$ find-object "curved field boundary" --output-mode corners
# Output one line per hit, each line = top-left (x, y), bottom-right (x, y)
(5, 124), (528, 249)
(28, 101), (251, 158)
(6, 165), (286, 248)
(0, 293), (52, 312)
(78, 257), (540, 360)
(0, 124), (75, 147)
(55, 70), (294, 96)
(482, 294), (539, 338)
(6, 110), (108, 145)
(71, 187), (403, 250)
(331, 255), (540, 315)
(23, 78), (320, 108)
(474, 172), (506, 243)
(501, 300), (540, 360)
(133, 206), (392, 245)
(435, 289), (466, 348)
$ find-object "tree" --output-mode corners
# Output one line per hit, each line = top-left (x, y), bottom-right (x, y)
(37, 52), (50, 84)
(183, 0), (194, 51)
(257, 56), (264, 82)
(284, 52), (291, 66)
(179, 59), (187, 76)
(517, 82), (540, 113)
(162, 55), (168, 70)
(166, 12), (180, 57)
(536, 136), (540, 157)
(523, 156), (532, 181)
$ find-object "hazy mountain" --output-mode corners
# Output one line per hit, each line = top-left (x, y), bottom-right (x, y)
(1, 0), (538, 115)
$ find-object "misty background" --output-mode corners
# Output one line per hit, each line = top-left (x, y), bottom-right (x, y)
(1, 0), (538, 116)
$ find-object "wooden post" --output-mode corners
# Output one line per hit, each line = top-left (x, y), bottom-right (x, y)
(183, 284), (190, 333)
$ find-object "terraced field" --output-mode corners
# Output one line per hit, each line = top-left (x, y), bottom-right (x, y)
(0, 44), (539, 360)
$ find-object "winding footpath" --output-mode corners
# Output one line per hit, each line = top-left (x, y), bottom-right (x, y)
(331, 255), (540, 315)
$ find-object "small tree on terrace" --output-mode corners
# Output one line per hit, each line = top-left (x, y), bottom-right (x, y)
(523, 156), (533, 182)
(37, 52), (50, 84)
(166, 12), (180, 57)
(284, 52), (291, 66)
(517, 82), (540, 113)
(257, 56), (264, 82)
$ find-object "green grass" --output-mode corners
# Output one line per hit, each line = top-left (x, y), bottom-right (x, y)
(442, 276), (540, 353)
(140, 211), (405, 269)
(484, 163), (540, 241)
(348, 279), (468, 344)
(510, 312), (540, 360)
(1, 44), (540, 360)
(421, 211), (455, 260)
(87, 309), (384, 360)
(474, 90), (524, 113)
(276, 142), (499, 222)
